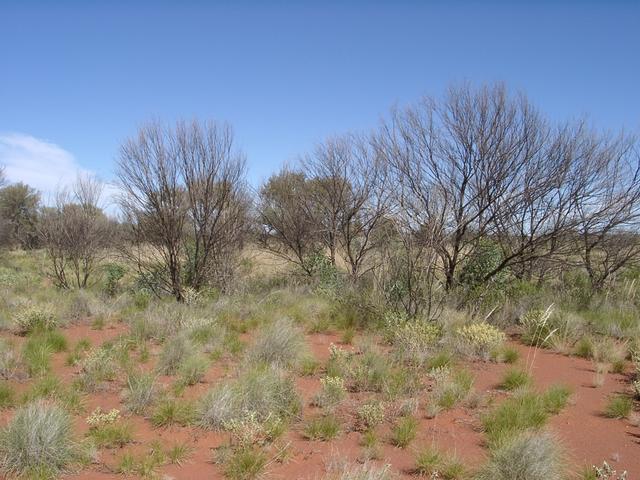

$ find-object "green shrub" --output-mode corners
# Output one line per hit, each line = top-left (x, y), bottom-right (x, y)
(482, 392), (549, 448)
(0, 401), (77, 478)
(427, 351), (453, 370)
(122, 371), (158, 414)
(198, 365), (301, 430)
(223, 446), (267, 480)
(574, 337), (594, 359)
(389, 416), (418, 448)
(541, 385), (571, 414)
(248, 318), (305, 369)
(415, 447), (465, 479)
(77, 347), (117, 391)
(604, 395), (633, 419)
(356, 401), (386, 431)
(104, 263), (126, 297)
(151, 399), (196, 427)
(313, 376), (347, 411)
(458, 239), (508, 299)
(455, 323), (505, 360)
(0, 382), (14, 408)
(157, 334), (192, 375)
(500, 346), (520, 364)
(426, 368), (474, 417)
(303, 415), (341, 441)
(476, 432), (564, 480)
(22, 338), (52, 377)
(13, 304), (57, 335)
(166, 442), (194, 465)
(21, 375), (84, 413)
(0, 339), (18, 379)
(385, 313), (441, 367)
(176, 354), (208, 386)
(499, 368), (532, 391)
(88, 422), (133, 448)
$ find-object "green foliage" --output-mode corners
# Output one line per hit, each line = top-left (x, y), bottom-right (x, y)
(22, 375), (84, 413)
(151, 398), (196, 427)
(88, 422), (133, 448)
(313, 376), (347, 411)
(482, 392), (549, 448)
(156, 334), (192, 375)
(176, 353), (208, 386)
(541, 385), (572, 414)
(501, 346), (520, 364)
(389, 415), (418, 448)
(13, 304), (57, 335)
(22, 337), (52, 377)
(0, 382), (14, 408)
(0, 182), (41, 250)
(499, 369), (532, 391)
(303, 415), (341, 441)
(427, 368), (474, 416)
(455, 322), (506, 360)
(604, 395), (633, 419)
(223, 446), (267, 480)
(0, 339), (18, 379)
(574, 336), (594, 358)
(415, 447), (465, 479)
(104, 263), (126, 297)
(166, 442), (194, 465)
(303, 251), (340, 294)
(458, 239), (508, 302)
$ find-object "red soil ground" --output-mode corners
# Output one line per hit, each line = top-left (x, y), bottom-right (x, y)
(2, 324), (638, 479)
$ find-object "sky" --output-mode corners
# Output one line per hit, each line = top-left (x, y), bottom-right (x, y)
(1, 0), (639, 200)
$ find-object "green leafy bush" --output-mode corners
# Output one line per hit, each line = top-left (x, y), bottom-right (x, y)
(455, 322), (506, 360)
(13, 304), (57, 335)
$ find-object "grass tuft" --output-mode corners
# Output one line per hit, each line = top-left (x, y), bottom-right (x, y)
(0, 400), (77, 479)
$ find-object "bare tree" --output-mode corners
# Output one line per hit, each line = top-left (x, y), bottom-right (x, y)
(379, 83), (545, 291)
(177, 120), (249, 290)
(0, 165), (6, 188)
(40, 175), (113, 289)
(304, 134), (391, 279)
(488, 121), (594, 283)
(573, 133), (640, 291)
(118, 121), (186, 299)
(117, 119), (248, 301)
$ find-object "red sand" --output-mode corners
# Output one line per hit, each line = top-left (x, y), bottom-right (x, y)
(1, 323), (637, 479)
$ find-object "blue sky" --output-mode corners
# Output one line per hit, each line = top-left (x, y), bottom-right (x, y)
(1, 0), (639, 198)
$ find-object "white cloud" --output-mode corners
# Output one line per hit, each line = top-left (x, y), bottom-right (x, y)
(0, 133), (120, 215)
(0, 132), (85, 200)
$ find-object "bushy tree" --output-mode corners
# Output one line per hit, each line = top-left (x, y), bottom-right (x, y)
(0, 182), (40, 249)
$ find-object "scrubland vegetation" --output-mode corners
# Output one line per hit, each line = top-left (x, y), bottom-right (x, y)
(1, 83), (639, 478)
